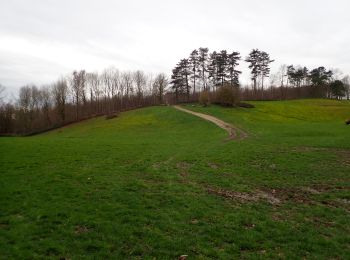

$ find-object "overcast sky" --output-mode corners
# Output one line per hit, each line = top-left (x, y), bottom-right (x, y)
(1, 0), (349, 97)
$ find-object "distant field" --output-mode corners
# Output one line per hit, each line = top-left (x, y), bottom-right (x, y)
(0, 99), (349, 259)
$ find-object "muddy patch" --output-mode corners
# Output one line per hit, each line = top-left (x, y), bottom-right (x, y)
(176, 162), (193, 182)
(208, 162), (220, 169)
(336, 150), (350, 166)
(207, 187), (281, 205)
(152, 157), (174, 170)
(207, 185), (350, 209)
(74, 225), (91, 235)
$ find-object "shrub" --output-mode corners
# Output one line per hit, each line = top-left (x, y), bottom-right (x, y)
(215, 84), (240, 107)
(105, 113), (119, 120)
(237, 102), (255, 108)
(199, 90), (210, 107)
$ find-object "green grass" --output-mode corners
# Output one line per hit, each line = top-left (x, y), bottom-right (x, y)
(0, 99), (349, 259)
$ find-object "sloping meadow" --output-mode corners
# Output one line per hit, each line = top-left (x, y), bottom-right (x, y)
(0, 100), (349, 258)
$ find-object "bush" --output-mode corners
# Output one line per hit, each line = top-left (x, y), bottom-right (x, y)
(215, 84), (240, 107)
(105, 113), (119, 120)
(237, 102), (255, 108)
(199, 91), (210, 107)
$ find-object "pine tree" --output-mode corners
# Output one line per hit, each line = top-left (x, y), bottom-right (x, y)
(245, 49), (274, 97)
(227, 51), (241, 86)
(259, 51), (274, 91)
(208, 51), (218, 90)
(179, 59), (191, 100)
(198, 47), (209, 91)
(287, 65), (296, 86)
(170, 65), (183, 102)
(245, 49), (260, 91)
(189, 49), (200, 94)
(216, 50), (229, 86)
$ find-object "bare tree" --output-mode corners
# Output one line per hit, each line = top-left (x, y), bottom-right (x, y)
(153, 73), (168, 104)
(111, 68), (120, 111)
(18, 86), (32, 131)
(134, 70), (147, 105)
(52, 78), (68, 122)
(39, 85), (52, 126)
(71, 70), (86, 119)
(86, 72), (100, 114)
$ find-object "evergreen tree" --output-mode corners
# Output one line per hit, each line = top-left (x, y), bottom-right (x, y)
(179, 58), (191, 100)
(330, 80), (346, 99)
(198, 47), (209, 91)
(302, 67), (309, 86)
(245, 49), (260, 91)
(217, 50), (229, 86)
(309, 67), (333, 86)
(170, 65), (183, 102)
(208, 51), (219, 89)
(245, 49), (274, 96)
(259, 51), (274, 91)
(189, 49), (200, 94)
(287, 65), (296, 86)
(227, 51), (241, 86)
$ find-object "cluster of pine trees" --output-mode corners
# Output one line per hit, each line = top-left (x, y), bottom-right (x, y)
(170, 47), (350, 102)
(284, 65), (333, 88)
(170, 48), (274, 101)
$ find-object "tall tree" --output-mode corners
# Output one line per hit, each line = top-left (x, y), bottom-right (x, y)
(330, 80), (346, 99)
(133, 70), (146, 105)
(189, 49), (200, 94)
(216, 50), (229, 86)
(39, 86), (52, 126)
(227, 51), (241, 86)
(198, 47), (209, 91)
(245, 49), (260, 91)
(170, 65), (184, 102)
(52, 79), (68, 122)
(71, 70), (86, 120)
(86, 72), (100, 113)
(259, 51), (274, 91)
(309, 67), (333, 86)
(208, 51), (219, 90)
(179, 59), (191, 100)
(153, 73), (168, 104)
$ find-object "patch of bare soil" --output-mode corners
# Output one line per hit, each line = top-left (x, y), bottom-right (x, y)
(207, 162), (220, 169)
(176, 162), (192, 181)
(74, 225), (91, 235)
(173, 106), (248, 141)
(152, 157), (174, 170)
(207, 187), (280, 205)
(336, 150), (350, 166)
(207, 185), (350, 210)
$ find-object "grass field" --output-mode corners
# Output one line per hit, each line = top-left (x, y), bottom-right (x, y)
(0, 99), (349, 259)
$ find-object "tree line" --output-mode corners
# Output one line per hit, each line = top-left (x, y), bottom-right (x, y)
(169, 47), (350, 103)
(0, 68), (168, 135)
(1, 48), (349, 134)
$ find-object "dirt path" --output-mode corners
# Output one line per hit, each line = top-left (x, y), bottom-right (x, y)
(173, 105), (248, 140)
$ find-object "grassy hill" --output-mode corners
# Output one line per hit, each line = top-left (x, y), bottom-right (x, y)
(0, 99), (349, 258)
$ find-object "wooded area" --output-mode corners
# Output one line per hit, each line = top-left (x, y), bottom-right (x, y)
(0, 69), (168, 135)
(170, 48), (350, 104)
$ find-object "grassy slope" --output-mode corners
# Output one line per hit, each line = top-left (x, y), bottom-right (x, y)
(0, 99), (349, 259)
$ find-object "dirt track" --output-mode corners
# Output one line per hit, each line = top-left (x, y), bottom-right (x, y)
(173, 105), (248, 140)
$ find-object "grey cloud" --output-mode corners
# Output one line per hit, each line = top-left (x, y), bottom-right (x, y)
(0, 0), (349, 95)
